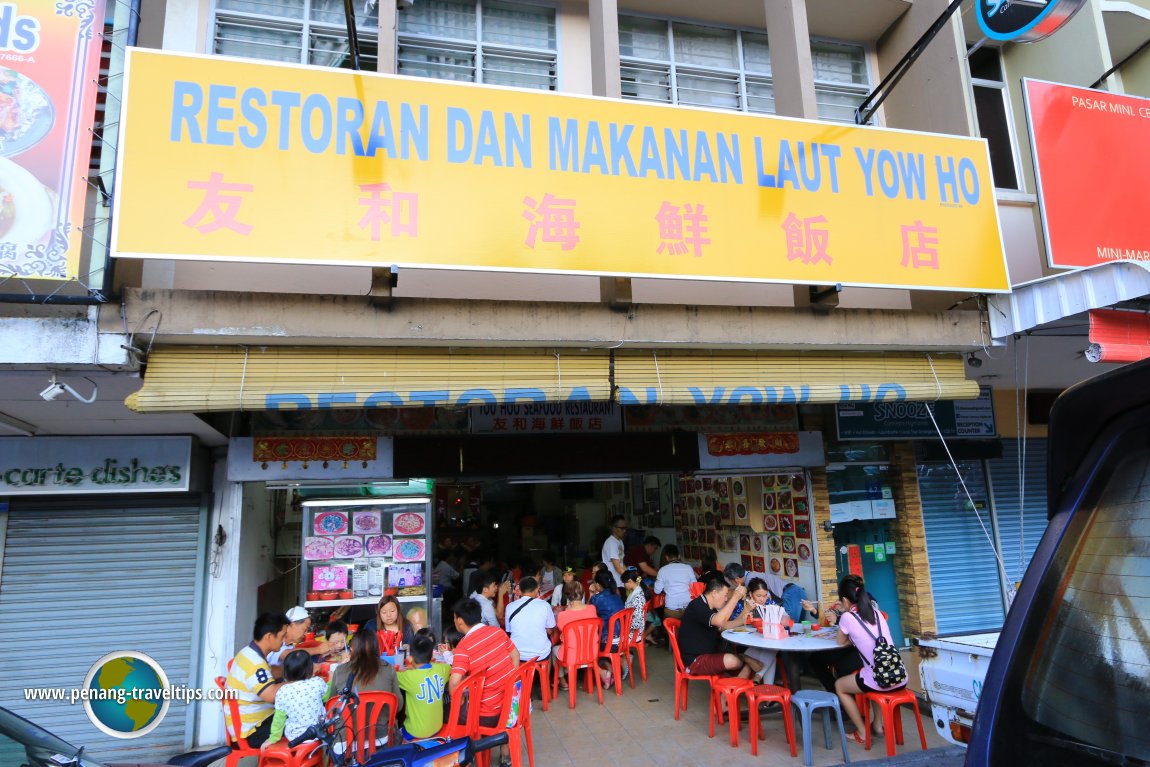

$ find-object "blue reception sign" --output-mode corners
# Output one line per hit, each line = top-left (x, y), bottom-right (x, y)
(977, 0), (1087, 42)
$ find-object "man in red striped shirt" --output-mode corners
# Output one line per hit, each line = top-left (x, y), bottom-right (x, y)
(448, 597), (520, 727)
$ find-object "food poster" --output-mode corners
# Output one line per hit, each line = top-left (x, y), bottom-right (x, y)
(302, 502), (430, 600)
(0, 0), (106, 280)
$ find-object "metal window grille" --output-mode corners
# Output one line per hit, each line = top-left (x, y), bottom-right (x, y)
(212, 0), (381, 69)
(397, 0), (557, 89)
(619, 17), (868, 123)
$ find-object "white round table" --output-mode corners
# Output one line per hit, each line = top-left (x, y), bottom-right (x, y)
(721, 627), (842, 652)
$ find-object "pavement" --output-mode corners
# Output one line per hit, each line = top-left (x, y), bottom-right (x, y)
(828, 746), (967, 767)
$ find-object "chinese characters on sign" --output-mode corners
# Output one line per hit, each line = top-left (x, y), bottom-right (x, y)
(115, 51), (1009, 292)
(469, 402), (622, 434)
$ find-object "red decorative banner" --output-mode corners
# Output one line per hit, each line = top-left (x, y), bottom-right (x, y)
(253, 436), (377, 468)
(706, 432), (800, 457)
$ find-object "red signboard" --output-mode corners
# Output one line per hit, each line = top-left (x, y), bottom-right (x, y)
(1025, 80), (1150, 268)
(0, 0), (106, 281)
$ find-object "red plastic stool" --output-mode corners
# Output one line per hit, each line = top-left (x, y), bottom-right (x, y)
(857, 687), (929, 757)
(709, 677), (754, 747)
(747, 684), (797, 757)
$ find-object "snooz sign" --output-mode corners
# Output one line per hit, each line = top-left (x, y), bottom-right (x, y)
(112, 50), (1009, 292)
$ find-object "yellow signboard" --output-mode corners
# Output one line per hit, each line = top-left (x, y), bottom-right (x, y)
(112, 49), (1010, 292)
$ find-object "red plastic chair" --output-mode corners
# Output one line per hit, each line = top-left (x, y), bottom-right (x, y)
(475, 661), (538, 767)
(747, 684), (797, 757)
(598, 609), (634, 696)
(256, 742), (323, 767)
(689, 582), (706, 599)
(709, 677), (753, 746)
(663, 618), (717, 721)
(324, 690), (400, 764)
(437, 672), (486, 740)
(215, 676), (261, 767)
(651, 593), (666, 609)
(551, 617), (604, 708)
(524, 655), (552, 711)
(856, 687), (929, 757)
(626, 601), (649, 683)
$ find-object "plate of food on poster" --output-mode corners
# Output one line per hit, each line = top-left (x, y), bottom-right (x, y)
(703, 477), (713, 491)
(795, 520), (811, 538)
(752, 556), (766, 573)
(767, 535), (782, 553)
(798, 543), (812, 562)
(776, 474), (792, 489)
(779, 514), (794, 533)
(770, 557), (782, 573)
(784, 558), (799, 578)
(752, 536), (763, 553)
(781, 534), (796, 554)
(735, 502), (748, 520)
(764, 514), (779, 532)
(793, 498), (809, 516)
(732, 479), (746, 499)
(763, 492), (776, 511)
(740, 534), (751, 551)
(792, 475), (807, 493)
(704, 511), (715, 526)
(778, 492), (792, 511)
(313, 511), (349, 536)
(719, 502), (731, 521)
(742, 554), (754, 569)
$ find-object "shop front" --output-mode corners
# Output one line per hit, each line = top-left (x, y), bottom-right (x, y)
(0, 436), (208, 764)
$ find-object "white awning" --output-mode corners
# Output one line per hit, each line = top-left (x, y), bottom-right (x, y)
(988, 261), (1150, 338)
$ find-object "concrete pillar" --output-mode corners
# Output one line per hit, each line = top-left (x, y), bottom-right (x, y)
(763, 0), (818, 119)
(889, 442), (938, 637)
(589, 0), (624, 300)
(810, 466), (838, 609)
(589, 0), (622, 99)
(763, 0), (817, 309)
(379, 0), (399, 74)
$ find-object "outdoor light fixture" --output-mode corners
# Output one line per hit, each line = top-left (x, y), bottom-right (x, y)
(966, 352), (983, 368)
(39, 375), (98, 404)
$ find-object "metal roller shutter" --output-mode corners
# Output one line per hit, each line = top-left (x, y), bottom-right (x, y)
(987, 439), (1049, 587)
(0, 496), (206, 763)
(918, 461), (1006, 634)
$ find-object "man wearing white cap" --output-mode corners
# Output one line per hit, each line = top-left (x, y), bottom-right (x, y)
(268, 606), (331, 670)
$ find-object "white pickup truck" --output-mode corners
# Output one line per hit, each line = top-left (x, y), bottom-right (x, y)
(916, 632), (999, 747)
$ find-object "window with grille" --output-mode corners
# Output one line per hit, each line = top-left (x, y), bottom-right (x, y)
(397, 0), (557, 90)
(212, 0), (379, 69)
(618, 16), (869, 123)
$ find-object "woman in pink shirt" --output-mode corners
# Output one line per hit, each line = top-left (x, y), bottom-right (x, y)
(830, 576), (905, 742)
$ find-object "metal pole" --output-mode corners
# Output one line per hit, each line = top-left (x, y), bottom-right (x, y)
(855, 0), (966, 125)
(342, 0), (363, 70)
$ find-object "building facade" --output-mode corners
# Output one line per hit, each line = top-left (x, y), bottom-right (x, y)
(1, 0), (1148, 759)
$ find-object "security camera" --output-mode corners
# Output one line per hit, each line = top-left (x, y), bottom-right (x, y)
(40, 383), (66, 401)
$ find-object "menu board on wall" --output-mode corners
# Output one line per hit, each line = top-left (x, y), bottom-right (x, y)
(301, 499), (431, 607)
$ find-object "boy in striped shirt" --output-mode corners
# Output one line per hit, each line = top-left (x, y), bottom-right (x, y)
(225, 612), (289, 746)
(448, 598), (520, 727)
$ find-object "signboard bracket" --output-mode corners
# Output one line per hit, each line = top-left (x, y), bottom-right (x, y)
(855, 0), (965, 125)
(810, 283), (843, 306)
(369, 265), (400, 306)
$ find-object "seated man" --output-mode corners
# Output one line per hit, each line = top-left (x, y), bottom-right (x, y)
(676, 576), (752, 682)
(268, 606), (330, 671)
(225, 612), (289, 747)
(505, 576), (556, 663)
(448, 598), (521, 728)
(624, 535), (661, 581)
(469, 571), (509, 628)
(654, 544), (697, 620)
